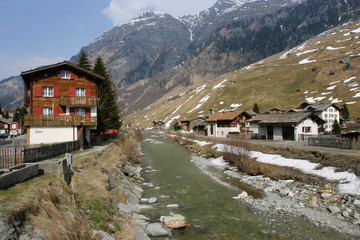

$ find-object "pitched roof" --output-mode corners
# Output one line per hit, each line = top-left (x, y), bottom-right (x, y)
(21, 61), (105, 83)
(0, 117), (11, 124)
(298, 102), (340, 112)
(205, 111), (242, 122)
(248, 112), (325, 124)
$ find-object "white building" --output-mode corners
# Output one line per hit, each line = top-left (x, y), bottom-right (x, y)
(248, 112), (325, 141)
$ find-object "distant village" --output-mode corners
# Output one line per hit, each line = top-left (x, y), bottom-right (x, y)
(152, 102), (360, 142)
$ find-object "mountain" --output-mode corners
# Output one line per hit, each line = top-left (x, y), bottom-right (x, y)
(118, 0), (360, 115)
(70, 0), (306, 114)
(0, 76), (24, 109)
(124, 19), (360, 129)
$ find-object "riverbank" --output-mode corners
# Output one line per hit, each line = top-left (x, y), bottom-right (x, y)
(162, 131), (360, 237)
(0, 131), (154, 240)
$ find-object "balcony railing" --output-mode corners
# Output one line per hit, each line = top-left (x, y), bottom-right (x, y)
(24, 115), (97, 126)
(59, 96), (98, 106)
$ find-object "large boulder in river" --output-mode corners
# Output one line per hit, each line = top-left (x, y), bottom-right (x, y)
(145, 223), (171, 237)
(160, 214), (187, 229)
(124, 163), (137, 177)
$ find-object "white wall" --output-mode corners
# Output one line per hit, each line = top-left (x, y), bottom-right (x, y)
(321, 106), (339, 132)
(29, 126), (77, 145)
(215, 126), (240, 138)
(295, 118), (320, 141)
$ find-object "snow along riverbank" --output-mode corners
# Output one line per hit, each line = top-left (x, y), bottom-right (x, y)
(168, 133), (360, 237)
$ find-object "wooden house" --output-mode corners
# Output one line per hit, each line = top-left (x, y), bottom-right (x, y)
(21, 61), (104, 145)
(205, 110), (256, 138)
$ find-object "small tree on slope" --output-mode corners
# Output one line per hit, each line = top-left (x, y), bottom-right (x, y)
(76, 49), (92, 70)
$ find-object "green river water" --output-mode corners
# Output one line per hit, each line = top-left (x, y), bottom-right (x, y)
(139, 132), (353, 240)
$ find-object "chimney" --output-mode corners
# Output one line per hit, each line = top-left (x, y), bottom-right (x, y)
(209, 109), (218, 116)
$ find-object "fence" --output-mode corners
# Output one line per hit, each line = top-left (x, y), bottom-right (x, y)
(0, 141), (80, 169)
(308, 136), (360, 150)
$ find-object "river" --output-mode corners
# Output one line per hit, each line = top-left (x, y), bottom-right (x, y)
(139, 132), (352, 239)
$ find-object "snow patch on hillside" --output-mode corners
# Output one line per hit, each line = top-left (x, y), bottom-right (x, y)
(213, 79), (228, 89)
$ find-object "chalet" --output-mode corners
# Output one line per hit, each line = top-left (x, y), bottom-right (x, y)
(21, 61), (104, 145)
(153, 120), (165, 129)
(205, 110), (256, 138)
(293, 102), (341, 132)
(265, 108), (286, 114)
(248, 112), (325, 141)
(0, 117), (10, 135)
(178, 119), (191, 131)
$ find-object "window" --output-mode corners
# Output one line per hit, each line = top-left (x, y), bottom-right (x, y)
(334, 114), (337, 119)
(75, 88), (86, 97)
(329, 114), (334, 118)
(329, 108), (333, 112)
(42, 107), (53, 115)
(302, 127), (311, 133)
(42, 86), (53, 97)
(329, 119), (333, 123)
(324, 114), (327, 118)
(75, 108), (86, 116)
(61, 70), (71, 79)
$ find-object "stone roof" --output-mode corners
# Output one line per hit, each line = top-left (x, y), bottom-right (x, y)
(0, 117), (11, 124)
(248, 112), (325, 124)
(205, 111), (242, 122)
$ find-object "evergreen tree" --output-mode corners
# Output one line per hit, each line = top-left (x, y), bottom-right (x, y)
(253, 103), (260, 114)
(13, 106), (28, 128)
(93, 56), (121, 132)
(341, 104), (350, 120)
(3, 111), (9, 119)
(76, 49), (92, 70)
(332, 119), (341, 135)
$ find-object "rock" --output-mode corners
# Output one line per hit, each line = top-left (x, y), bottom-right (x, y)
(353, 219), (360, 225)
(342, 210), (350, 218)
(321, 193), (333, 199)
(167, 204), (179, 209)
(92, 230), (115, 240)
(330, 68), (337, 75)
(278, 188), (290, 197)
(125, 189), (140, 204)
(133, 213), (151, 221)
(100, 168), (116, 181)
(288, 191), (295, 198)
(353, 199), (360, 205)
(353, 211), (359, 219)
(148, 197), (157, 204)
(18, 234), (32, 240)
(118, 203), (132, 214)
(124, 164), (137, 177)
(0, 220), (16, 240)
(307, 197), (318, 208)
(343, 63), (353, 71)
(328, 205), (340, 214)
(140, 198), (149, 203)
(340, 57), (350, 64)
(110, 199), (119, 212)
(232, 191), (248, 200)
(129, 203), (141, 213)
(134, 225), (151, 240)
(145, 223), (171, 237)
(155, 186), (161, 190)
(160, 214), (187, 229)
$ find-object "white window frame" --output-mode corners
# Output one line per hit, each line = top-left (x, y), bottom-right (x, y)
(75, 107), (86, 116)
(42, 107), (53, 116)
(61, 70), (71, 79)
(42, 86), (54, 97)
(75, 88), (86, 97)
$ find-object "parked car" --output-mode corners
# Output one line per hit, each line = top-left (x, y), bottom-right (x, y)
(0, 133), (8, 139)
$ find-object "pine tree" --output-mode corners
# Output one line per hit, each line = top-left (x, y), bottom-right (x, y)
(93, 56), (121, 132)
(253, 103), (260, 114)
(76, 49), (92, 70)
(341, 104), (350, 120)
(332, 119), (341, 135)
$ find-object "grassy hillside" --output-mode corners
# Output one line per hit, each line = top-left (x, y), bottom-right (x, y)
(124, 20), (360, 129)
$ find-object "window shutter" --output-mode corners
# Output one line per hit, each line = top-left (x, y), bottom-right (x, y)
(57, 70), (61, 79)
(54, 107), (59, 115)
(54, 86), (59, 97)
(70, 72), (75, 80)
(35, 86), (42, 97)
(85, 108), (91, 116)
(69, 87), (75, 96)
(86, 88), (91, 97)
(35, 107), (42, 115)
(70, 108), (75, 116)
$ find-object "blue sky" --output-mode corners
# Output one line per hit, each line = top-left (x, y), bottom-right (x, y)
(0, 0), (215, 80)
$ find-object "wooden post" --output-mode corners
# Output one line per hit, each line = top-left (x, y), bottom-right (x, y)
(354, 137), (356, 159)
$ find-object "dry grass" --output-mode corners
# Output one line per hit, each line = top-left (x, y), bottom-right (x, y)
(0, 136), (140, 240)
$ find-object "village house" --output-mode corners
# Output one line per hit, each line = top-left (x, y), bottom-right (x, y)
(153, 120), (165, 129)
(291, 102), (341, 132)
(248, 112), (325, 141)
(0, 116), (10, 135)
(205, 110), (256, 138)
(21, 61), (104, 145)
(178, 119), (191, 131)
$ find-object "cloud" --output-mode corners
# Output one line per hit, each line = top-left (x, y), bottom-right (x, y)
(0, 55), (66, 80)
(102, 0), (215, 25)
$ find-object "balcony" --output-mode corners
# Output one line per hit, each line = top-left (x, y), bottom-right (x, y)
(24, 115), (97, 126)
(59, 96), (98, 107)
